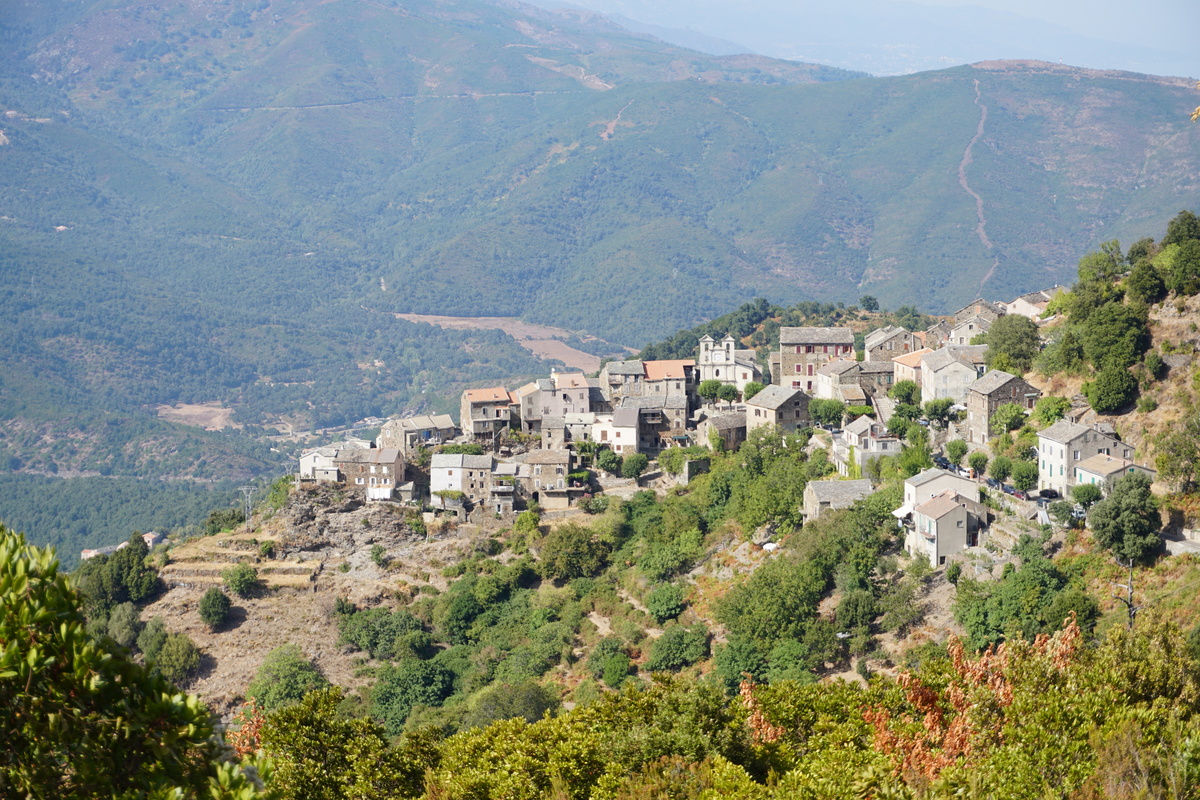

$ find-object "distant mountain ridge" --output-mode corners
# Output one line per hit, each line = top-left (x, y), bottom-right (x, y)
(1, 0), (1199, 498)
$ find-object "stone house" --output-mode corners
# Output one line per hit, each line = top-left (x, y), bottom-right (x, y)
(898, 468), (978, 518)
(514, 381), (549, 435)
(599, 360), (646, 403)
(920, 345), (988, 404)
(745, 385), (811, 435)
(377, 414), (458, 458)
(803, 479), (874, 521)
(1037, 420), (1132, 497)
(864, 325), (916, 362)
(949, 315), (992, 346)
(773, 327), (855, 394)
(460, 387), (517, 442)
(833, 415), (900, 477)
(618, 395), (690, 451)
(924, 321), (952, 348)
(298, 439), (372, 481)
(540, 372), (593, 418)
(953, 299), (1005, 325)
(335, 448), (405, 501)
(1073, 454), (1156, 495)
(593, 409), (640, 455)
(892, 348), (932, 390)
(815, 359), (861, 400)
(1003, 288), (1061, 320)
(642, 360), (697, 405)
(906, 490), (987, 567)
(430, 453), (494, 510)
(854, 360), (896, 399)
(964, 370), (1041, 445)
(695, 411), (747, 452)
(697, 334), (762, 391)
(521, 450), (581, 510)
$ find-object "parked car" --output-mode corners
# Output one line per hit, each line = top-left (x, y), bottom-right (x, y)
(1002, 484), (1015, 495)
(985, 478), (1001, 489)
(1013, 489), (1028, 500)
(1039, 488), (1060, 499)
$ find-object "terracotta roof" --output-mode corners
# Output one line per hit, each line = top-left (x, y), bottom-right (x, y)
(464, 386), (514, 403)
(779, 326), (854, 345)
(892, 348), (932, 368)
(643, 359), (692, 381)
(553, 372), (589, 389)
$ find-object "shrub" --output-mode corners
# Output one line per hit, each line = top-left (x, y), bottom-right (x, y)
(155, 633), (201, 685)
(596, 448), (622, 475)
(370, 544), (388, 568)
(258, 540), (275, 559)
(645, 625), (709, 672)
(246, 644), (329, 712)
(646, 583), (686, 623)
(621, 453), (649, 480)
(462, 681), (559, 730)
(221, 563), (259, 597)
(538, 524), (610, 583)
(137, 617), (168, 661)
(945, 561), (962, 585)
(105, 601), (143, 649)
(198, 588), (231, 630)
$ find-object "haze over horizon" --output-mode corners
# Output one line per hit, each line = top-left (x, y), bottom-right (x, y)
(527, 0), (1197, 78)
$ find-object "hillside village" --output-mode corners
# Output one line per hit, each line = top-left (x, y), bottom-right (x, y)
(292, 283), (1165, 572)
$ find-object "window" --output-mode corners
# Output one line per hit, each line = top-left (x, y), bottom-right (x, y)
(807, 381), (813, 391)
(370, 465), (377, 473)
(807, 364), (814, 376)
(1073, 450), (1081, 460)
(355, 478), (364, 485)
(795, 364), (802, 373)
(792, 381), (802, 388)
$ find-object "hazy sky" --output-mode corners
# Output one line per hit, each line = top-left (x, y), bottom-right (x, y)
(540, 0), (1196, 77)
(911, 0), (1194, 55)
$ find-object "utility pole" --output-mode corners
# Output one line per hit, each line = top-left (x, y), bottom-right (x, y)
(238, 485), (255, 525)
(1111, 558), (1141, 629)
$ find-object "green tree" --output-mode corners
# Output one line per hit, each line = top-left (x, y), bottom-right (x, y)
(1156, 414), (1200, 491)
(1085, 364), (1138, 414)
(1089, 473), (1160, 564)
(155, 632), (201, 685)
(945, 439), (968, 467)
(105, 601), (143, 649)
(463, 681), (559, 729)
(990, 455), (1013, 484)
(983, 315), (1041, 372)
(1031, 396), (1071, 426)
(538, 523), (610, 583)
(1011, 461), (1038, 492)
(222, 562), (259, 597)
(1163, 209), (1200, 247)
(923, 398), (954, 428)
(859, 295), (880, 312)
(1125, 258), (1167, 305)
(0, 525), (267, 798)
(370, 659), (455, 736)
(1071, 483), (1103, 510)
(646, 625), (710, 672)
(697, 379), (722, 405)
(968, 450), (989, 477)
(1081, 302), (1149, 370)
(646, 583), (686, 623)
(717, 384), (739, 406)
(741, 381), (764, 401)
(810, 398), (847, 427)
(889, 380), (920, 406)
(990, 402), (1028, 435)
(1165, 240), (1200, 296)
(621, 452), (649, 479)
(596, 447), (621, 475)
(247, 644), (330, 712)
(260, 687), (429, 800)
(137, 616), (168, 662)
(198, 587), (231, 630)
(206, 507), (245, 535)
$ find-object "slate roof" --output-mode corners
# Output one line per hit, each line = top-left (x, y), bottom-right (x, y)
(844, 414), (876, 436)
(612, 408), (640, 427)
(707, 412), (746, 431)
(968, 370), (1020, 396)
(746, 385), (804, 410)
(620, 395), (688, 410)
(1037, 419), (1092, 445)
(430, 453), (493, 470)
(915, 491), (968, 520)
(605, 360), (645, 376)
(817, 359), (859, 377)
(779, 326), (855, 345)
(865, 325), (907, 347)
(523, 449), (571, 465)
(923, 345), (987, 372)
(807, 479), (874, 507)
(396, 414), (455, 431)
(856, 361), (896, 375)
(908, 467), (957, 487)
(1075, 453), (1136, 478)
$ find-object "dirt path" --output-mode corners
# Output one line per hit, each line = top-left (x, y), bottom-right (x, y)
(958, 78), (1000, 296)
(600, 100), (634, 140)
(156, 402), (239, 431)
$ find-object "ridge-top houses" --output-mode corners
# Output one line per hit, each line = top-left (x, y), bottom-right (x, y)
(772, 327), (855, 393)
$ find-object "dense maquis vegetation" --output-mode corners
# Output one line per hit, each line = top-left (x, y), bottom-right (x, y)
(18, 511), (1200, 799)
